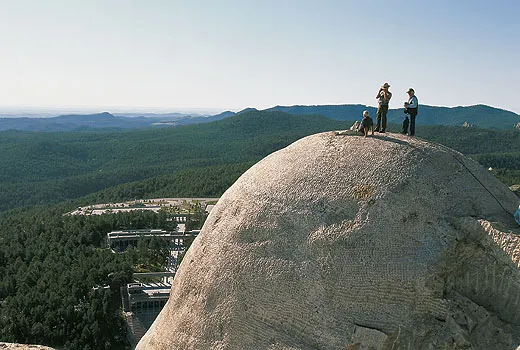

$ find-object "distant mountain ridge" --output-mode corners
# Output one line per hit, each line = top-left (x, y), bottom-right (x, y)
(0, 104), (518, 132)
(0, 112), (151, 131)
(264, 104), (520, 130)
(216, 104), (520, 130)
(0, 112), (227, 131)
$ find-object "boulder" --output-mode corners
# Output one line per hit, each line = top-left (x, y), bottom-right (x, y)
(138, 132), (520, 349)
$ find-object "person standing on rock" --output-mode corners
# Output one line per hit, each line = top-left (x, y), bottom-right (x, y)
(375, 82), (392, 133)
(405, 88), (418, 136)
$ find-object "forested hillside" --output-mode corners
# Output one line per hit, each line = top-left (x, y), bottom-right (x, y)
(0, 208), (176, 349)
(0, 111), (345, 211)
(266, 104), (520, 129)
(76, 162), (255, 208)
(0, 111), (234, 132)
(417, 126), (520, 186)
(1, 110), (519, 212)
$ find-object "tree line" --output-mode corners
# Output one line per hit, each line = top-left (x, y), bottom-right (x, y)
(1, 112), (519, 212)
(0, 209), (178, 349)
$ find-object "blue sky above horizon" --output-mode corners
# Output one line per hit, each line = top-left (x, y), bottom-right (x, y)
(0, 0), (519, 114)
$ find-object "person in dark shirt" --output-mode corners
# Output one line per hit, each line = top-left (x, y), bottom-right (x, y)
(402, 102), (410, 134)
(375, 82), (392, 132)
(358, 110), (374, 137)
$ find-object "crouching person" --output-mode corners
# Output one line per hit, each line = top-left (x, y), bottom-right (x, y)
(358, 110), (375, 137)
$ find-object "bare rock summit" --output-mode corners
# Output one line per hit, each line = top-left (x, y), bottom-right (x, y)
(138, 132), (520, 350)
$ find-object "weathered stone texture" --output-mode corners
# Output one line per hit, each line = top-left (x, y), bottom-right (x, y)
(138, 132), (520, 350)
(0, 343), (55, 350)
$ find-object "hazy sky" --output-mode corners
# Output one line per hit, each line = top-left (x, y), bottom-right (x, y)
(0, 0), (519, 113)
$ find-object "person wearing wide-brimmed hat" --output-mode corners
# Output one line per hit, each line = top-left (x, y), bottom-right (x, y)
(375, 82), (392, 132)
(405, 88), (418, 136)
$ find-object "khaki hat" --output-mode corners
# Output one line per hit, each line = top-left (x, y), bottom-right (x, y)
(382, 82), (390, 88)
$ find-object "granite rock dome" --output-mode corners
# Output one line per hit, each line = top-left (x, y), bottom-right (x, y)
(138, 132), (520, 350)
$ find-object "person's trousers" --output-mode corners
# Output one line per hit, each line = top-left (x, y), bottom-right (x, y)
(376, 104), (388, 132)
(402, 117), (409, 134)
(409, 114), (417, 136)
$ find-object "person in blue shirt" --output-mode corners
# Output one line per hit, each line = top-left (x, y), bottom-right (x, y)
(405, 88), (419, 136)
